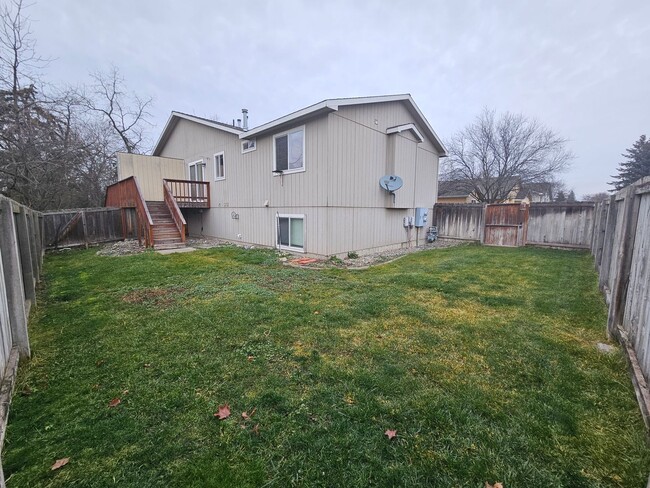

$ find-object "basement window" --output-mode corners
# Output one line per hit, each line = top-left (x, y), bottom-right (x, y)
(214, 152), (225, 180)
(274, 127), (304, 174)
(277, 214), (304, 252)
(241, 139), (256, 154)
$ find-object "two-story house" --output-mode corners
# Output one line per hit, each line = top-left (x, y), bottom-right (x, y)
(108, 94), (447, 256)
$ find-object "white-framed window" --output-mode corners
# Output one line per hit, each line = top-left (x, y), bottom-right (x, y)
(241, 139), (256, 154)
(214, 151), (225, 180)
(276, 214), (305, 252)
(273, 126), (305, 174)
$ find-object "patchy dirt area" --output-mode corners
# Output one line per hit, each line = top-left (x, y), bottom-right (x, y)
(97, 237), (466, 267)
(283, 239), (467, 269)
(96, 239), (147, 256)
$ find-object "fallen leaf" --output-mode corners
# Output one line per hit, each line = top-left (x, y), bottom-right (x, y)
(313, 311), (320, 315)
(242, 407), (257, 420)
(143, 363), (151, 368)
(384, 429), (397, 440)
(51, 458), (69, 470)
(247, 355), (255, 362)
(485, 483), (504, 488)
(95, 359), (105, 367)
(214, 403), (231, 420)
(108, 397), (121, 408)
(122, 389), (129, 395)
(20, 386), (32, 396)
(252, 423), (260, 435)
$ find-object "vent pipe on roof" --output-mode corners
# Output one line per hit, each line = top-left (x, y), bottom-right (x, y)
(242, 108), (248, 130)
(237, 118), (241, 128)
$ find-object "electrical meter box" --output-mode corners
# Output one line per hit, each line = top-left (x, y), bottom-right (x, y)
(414, 207), (428, 228)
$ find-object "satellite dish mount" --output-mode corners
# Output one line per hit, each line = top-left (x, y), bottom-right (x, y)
(379, 175), (404, 204)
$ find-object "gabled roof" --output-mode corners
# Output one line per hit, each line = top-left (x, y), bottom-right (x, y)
(241, 94), (447, 155)
(153, 94), (448, 157)
(153, 111), (244, 156)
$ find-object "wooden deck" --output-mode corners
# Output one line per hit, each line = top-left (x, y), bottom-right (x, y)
(163, 179), (210, 209)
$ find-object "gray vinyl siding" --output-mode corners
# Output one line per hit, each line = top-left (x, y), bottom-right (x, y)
(154, 100), (441, 256)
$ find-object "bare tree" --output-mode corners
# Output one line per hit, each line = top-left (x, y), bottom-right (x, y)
(442, 108), (573, 203)
(82, 66), (153, 154)
(0, 1), (149, 209)
(582, 192), (609, 202)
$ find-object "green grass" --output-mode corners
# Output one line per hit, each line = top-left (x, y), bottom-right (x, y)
(3, 245), (649, 487)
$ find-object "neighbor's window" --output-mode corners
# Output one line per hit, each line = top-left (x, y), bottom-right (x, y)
(277, 215), (304, 251)
(241, 139), (256, 153)
(214, 152), (225, 180)
(274, 127), (304, 173)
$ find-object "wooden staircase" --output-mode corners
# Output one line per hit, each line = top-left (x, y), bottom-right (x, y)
(146, 201), (185, 249)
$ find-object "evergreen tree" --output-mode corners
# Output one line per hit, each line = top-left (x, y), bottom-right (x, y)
(555, 190), (566, 202)
(609, 135), (650, 191)
(567, 190), (576, 202)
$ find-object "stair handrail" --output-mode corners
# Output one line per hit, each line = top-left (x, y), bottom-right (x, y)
(105, 176), (154, 247)
(163, 179), (186, 243)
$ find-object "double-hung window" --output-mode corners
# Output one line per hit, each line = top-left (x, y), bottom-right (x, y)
(214, 152), (225, 180)
(277, 214), (304, 252)
(274, 127), (304, 173)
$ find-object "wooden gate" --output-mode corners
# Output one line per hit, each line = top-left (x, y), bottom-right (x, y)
(484, 203), (529, 247)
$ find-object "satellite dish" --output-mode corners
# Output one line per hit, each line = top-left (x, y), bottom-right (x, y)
(379, 175), (403, 193)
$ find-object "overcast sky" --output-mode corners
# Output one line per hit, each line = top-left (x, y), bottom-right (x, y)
(25, 0), (650, 197)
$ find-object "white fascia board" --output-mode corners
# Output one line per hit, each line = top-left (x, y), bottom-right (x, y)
(240, 101), (336, 139)
(152, 112), (177, 156)
(240, 95), (413, 139)
(401, 95), (448, 156)
(172, 112), (244, 135)
(386, 123), (424, 143)
(239, 93), (448, 157)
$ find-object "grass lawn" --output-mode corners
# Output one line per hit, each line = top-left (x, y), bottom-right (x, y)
(3, 244), (649, 487)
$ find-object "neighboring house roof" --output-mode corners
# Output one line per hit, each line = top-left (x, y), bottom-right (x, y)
(152, 94), (447, 156)
(438, 180), (476, 198)
(440, 178), (554, 201)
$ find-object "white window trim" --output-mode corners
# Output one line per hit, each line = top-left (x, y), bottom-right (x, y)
(188, 159), (205, 181)
(273, 125), (306, 176)
(213, 151), (225, 181)
(276, 213), (305, 253)
(241, 139), (256, 154)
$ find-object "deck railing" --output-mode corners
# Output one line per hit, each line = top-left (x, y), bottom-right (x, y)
(163, 180), (187, 243)
(163, 179), (210, 208)
(105, 176), (154, 247)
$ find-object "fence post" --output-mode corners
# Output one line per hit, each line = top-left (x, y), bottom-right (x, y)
(606, 185), (641, 339)
(599, 195), (617, 291)
(479, 204), (486, 244)
(0, 200), (30, 359)
(15, 208), (36, 307)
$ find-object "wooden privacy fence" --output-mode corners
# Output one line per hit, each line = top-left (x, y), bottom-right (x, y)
(43, 207), (138, 250)
(0, 194), (42, 485)
(433, 202), (596, 248)
(590, 176), (650, 428)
